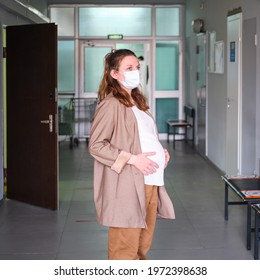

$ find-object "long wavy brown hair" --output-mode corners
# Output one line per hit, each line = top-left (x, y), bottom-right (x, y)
(98, 49), (149, 111)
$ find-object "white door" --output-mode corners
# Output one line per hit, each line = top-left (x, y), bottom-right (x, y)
(80, 42), (114, 98)
(226, 13), (242, 176)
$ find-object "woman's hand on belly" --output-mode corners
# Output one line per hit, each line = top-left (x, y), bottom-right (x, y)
(127, 152), (159, 176)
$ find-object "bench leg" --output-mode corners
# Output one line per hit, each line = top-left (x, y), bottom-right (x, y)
(224, 182), (229, 220)
(254, 211), (259, 259)
(247, 204), (252, 250)
(173, 127), (176, 149)
(192, 124), (195, 146)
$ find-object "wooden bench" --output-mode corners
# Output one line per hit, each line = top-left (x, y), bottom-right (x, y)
(166, 105), (195, 149)
(222, 175), (260, 254)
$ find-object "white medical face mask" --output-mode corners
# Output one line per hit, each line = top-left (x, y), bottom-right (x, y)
(119, 70), (140, 89)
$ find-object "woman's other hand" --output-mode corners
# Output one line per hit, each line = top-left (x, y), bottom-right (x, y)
(164, 149), (170, 168)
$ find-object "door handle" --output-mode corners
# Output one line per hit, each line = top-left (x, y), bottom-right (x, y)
(227, 97), (231, 109)
(40, 114), (53, 133)
(201, 85), (206, 107)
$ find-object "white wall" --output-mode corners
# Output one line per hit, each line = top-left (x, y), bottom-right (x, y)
(0, 0), (49, 25)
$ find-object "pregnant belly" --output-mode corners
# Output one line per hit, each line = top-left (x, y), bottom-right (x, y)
(143, 140), (165, 168)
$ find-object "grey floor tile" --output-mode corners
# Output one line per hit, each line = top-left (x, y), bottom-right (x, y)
(0, 253), (56, 260)
(194, 225), (247, 249)
(148, 247), (253, 260)
(56, 250), (108, 260)
(152, 228), (203, 250)
(0, 214), (66, 234)
(58, 230), (108, 253)
(0, 231), (62, 254)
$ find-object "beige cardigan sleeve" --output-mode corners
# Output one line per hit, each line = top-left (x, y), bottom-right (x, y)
(89, 98), (131, 174)
(111, 150), (132, 173)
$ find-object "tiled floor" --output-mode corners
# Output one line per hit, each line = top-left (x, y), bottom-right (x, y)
(0, 140), (256, 260)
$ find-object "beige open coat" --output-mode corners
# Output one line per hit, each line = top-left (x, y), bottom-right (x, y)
(89, 94), (175, 228)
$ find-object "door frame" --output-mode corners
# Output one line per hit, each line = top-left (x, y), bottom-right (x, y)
(226, 12), (243, 175)
(196, 32), (208, 157)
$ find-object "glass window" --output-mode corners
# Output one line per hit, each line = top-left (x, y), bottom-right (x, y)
(50, 7), (74, 36)
(156, 7), (179, 36)
(79, 7), (151, 37)
(116, 43), (144, 58)
(84, 47), (111, 93)
(156, 98), (179, 133)
(156, 41), (179, 90)
(58, 41), (75, 93)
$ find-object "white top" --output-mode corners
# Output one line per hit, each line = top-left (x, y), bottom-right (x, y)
(131, 106), (165, 186)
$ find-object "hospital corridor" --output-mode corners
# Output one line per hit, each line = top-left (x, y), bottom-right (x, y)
(1, 0), (260, 263)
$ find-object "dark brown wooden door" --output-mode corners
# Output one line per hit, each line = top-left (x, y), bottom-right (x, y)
(6, 23), (58, 210)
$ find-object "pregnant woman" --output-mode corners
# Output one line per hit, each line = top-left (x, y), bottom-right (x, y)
(89, 49), (175, 260)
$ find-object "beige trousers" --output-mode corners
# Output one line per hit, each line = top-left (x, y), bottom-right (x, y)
(108, 185), (158, 260)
